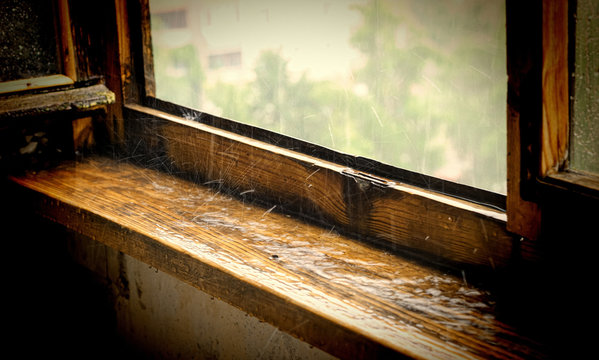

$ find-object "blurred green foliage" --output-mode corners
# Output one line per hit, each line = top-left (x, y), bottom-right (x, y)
(153, 0), (507, 193)
(153, 44), (204, 109)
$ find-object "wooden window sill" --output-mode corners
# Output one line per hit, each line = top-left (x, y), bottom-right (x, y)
(542, 171), (599, 199)
(8, 157), (544, 359)
(0, 83), (114, 119)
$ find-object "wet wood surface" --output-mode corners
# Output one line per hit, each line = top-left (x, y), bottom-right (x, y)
(125, 104), (515, 271)
(10, 157), (545, 359)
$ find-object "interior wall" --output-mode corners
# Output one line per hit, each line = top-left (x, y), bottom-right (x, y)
(1, 181), (334, 360)
(66, 231), (336, 360)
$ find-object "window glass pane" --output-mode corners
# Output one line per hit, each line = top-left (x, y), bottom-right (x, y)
(150, 0), (507, 194)
(571, 0), (599, 174)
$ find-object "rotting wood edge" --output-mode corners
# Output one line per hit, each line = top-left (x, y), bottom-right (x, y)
(0, 84), (115, 119)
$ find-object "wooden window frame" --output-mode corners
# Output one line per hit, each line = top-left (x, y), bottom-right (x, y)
(0, 0), (115, 164)
(540, 0), (599, 195)
(0, 0), (118, 112)
(0, 0), (76, 95)
(8, 1), (588, 357)
(110, 0), (583, 272)
(508, 0), (599, 243)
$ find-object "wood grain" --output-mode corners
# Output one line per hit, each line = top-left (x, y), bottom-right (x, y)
(72, 116), (95, 152)
(541, 0), (569, 176)
(505, 0), (543, 242)
(139, 0), (155, 98)
(57, 0), (77, 81)
(125, 104), (514, 270)
(507, 92), (542, 243)
(10, 157), (546, 359)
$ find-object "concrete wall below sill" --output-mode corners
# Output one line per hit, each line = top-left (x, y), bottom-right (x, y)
(67, 232), (336, 360)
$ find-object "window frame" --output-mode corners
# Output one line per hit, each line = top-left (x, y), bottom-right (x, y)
(141, 0), (507, 209)
(540, 0), (599, 196)
(0, 0), (76, 94)
(6, 2), (587, 356)
(113, 0), (552, 271)
(0, 0), (115, 158)
(507, 0), (599, 242)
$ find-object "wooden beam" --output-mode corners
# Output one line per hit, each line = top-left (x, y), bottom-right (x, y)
(506, 0), (543, 242)
(139, 0), (155, 98)
(72, 116), (95, 153)
(541, 0), (569, 176)
(506, 0), (569, 243)
(57, 0), (77, 81)
(9, 157), (547, 359)
(125, 104), (515, 271)
(110, 0), (133, 143)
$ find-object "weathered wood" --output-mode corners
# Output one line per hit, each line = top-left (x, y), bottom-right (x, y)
(57, 0), (127, 145)
(115, 0), (132, 102)
(546, 170), (599, 197)
(114, 0), (151, 104)
(72, 116), (95, 152)
(0, 84), (114, 119)
(10, 157), (546, 359)
(0, 75), (74, 95)
(507, 0), (570, 243)
(125, 104), (514, 271)
(57, 0), (77, 80)
(506, 94), (542, 244)
(139, 0), (155, 98)
(506, 0), (543, 242)
(541, 0), (569, 176)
